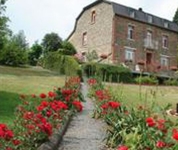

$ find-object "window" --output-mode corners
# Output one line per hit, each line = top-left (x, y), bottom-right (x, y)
(160, 55), (169, 66)
(91, 10), (96, 23)
(128, 25), (134, 40)
(146, 31), (152, 46)
(82, 32), (87, 46)
(162, 35), (168, 48)
(148, 15), (153, 23)
(125, 48), (135, 61)
(164, 22), (169, 28)
(129, 10), (135, 18)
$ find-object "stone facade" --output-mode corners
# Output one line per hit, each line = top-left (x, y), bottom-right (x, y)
(112, 15), (178, 74)
(68, 0), (178, 76)
(68, 2), (114, 57)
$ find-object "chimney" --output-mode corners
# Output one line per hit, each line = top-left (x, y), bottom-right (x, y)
(138, 8), (143, 11)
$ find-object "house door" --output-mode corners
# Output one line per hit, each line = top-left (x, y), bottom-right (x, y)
(146, 53), (152, 64)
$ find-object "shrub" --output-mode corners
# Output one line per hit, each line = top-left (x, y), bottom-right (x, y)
(43, 51), (81, 76)
(164, 79), (178, 86)
(135, 76), (158, 85)
(83, 63), (132, 83)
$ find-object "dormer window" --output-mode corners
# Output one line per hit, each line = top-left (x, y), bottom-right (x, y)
(91, 10), (96, 23)
(164, 22), (169, 28)
(148, 15), (153, 23)
(129, 10), (135, 18)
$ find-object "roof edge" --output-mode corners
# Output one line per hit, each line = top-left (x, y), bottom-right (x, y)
(67, 0), (111, 40)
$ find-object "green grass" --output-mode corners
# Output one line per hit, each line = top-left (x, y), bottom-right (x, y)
(0, 65), (65, 125)
(107, 83), (178, 110)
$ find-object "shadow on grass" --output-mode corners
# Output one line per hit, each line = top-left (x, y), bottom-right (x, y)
(0, 91), (22, 125)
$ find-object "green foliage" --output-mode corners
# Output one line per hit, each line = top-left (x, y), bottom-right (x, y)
(83, 63), (132, 83)
(164, 79), (178, 86)
(41, 32), (62, 54)
(59, 40), (77, 55)
(28, 41), (43, 66)
(135, 76), (158, 85)
(173, 8), (178, 25)
(86, 50), (98, 62)
(0, 31), (28, 66)
(0, 0), (10, 50)
(43, 51), (80, 76)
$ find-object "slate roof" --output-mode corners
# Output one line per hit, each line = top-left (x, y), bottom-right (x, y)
(68, 0), (178, 39)
(111, 1), (178, 32)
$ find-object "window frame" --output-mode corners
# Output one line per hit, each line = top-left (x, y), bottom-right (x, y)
(160, 55), (169, 67)
(91, 10), (96, 24)
(127, 25), (134, 40)
(82, 32), (87, 46)
(162, 35), (168, 48)
(125, 47), (135, 62)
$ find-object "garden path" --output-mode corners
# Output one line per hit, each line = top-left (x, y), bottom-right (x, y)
(57, 83), (106, 150)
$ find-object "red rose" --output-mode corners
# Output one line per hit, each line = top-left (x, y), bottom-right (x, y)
(156, 140), (166, 148)
(118, 145), (129, 150)
(39, 93), (46, 99)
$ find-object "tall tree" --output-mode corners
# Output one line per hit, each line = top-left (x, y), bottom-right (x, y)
(173, 8), (178, 25)
(0, 0), (10, 50)
(28, 41), (43, 66)
(41, 32), (62, 54)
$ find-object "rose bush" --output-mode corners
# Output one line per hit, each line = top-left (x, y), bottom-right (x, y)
(88, 78), (178, 150)
(0, 76), (84, 150)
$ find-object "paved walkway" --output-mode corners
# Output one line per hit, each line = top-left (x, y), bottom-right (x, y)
(58, 83), (106, 150)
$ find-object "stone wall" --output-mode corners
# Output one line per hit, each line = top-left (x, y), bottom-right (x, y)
(112, 15), (178, 72)
(69, 2), (114, 57)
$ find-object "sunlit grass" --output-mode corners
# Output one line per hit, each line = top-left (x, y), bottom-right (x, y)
(0, 65), (65, 124)
(106, 83), (178, 110)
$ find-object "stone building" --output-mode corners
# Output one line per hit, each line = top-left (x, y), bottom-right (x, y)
(68, 0), (178, 77)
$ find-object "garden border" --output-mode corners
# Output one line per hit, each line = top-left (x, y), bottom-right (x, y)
(37, 111), (73, 150)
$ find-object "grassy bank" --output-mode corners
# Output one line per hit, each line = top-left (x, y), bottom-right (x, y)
(0, 65), (65, 124)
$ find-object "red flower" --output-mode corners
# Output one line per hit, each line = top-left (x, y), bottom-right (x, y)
(156, 140), (166, 148)
(39, 93), (47, 99)
(172, 129), (178, 141)
(13, 139), (21, 145)
(72, 100), (83, 112)
(6, 147), (13, 150)
(146, 117), (156, 127)
(118, 145), (129, 150)
(48, 91), (56, 98)
(108, 101), (120, 109)
(4, 130), (14, 140)
(101, 103), (109, 109)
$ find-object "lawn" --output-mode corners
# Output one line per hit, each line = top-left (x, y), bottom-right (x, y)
(106, 83), (178, 110)
(0, 65), (65, 125)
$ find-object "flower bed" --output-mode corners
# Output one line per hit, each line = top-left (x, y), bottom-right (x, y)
(0, 77), (84, 150)
(87, 77), (178, 150)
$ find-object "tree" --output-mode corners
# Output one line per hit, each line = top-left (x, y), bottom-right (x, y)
(0, 31), (28, 66)
(59, 40), (77, 55)
(0, 0), (10, 50)
(41, 32), (62, 54)
(173, 8), (178, 25)
(28, 41), (43, 66)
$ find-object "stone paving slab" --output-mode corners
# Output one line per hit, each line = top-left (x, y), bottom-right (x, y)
(58, 83), (106, 150)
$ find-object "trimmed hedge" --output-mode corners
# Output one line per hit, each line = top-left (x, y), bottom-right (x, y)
(43, 51), (82, 77)
(83, 63), (132, 83)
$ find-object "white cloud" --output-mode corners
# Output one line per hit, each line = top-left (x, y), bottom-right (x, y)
(5, 0), (178, 45)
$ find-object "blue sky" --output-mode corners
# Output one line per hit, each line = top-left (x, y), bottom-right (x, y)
(5, 0), (178, 46)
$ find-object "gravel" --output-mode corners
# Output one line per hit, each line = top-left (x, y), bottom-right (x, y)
(57, 83), (107, 150)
